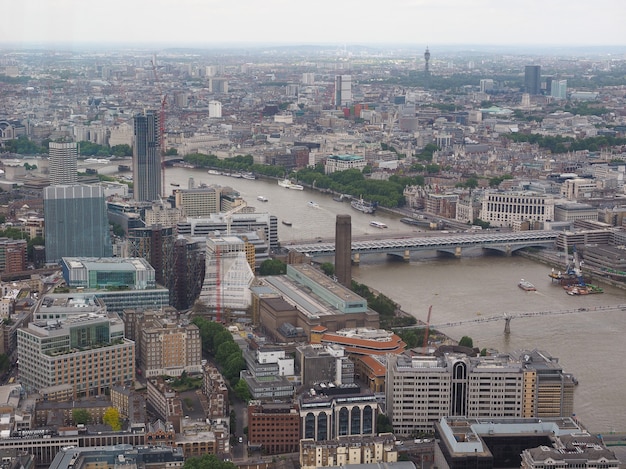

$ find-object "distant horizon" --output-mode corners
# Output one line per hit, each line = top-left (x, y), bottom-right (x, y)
(4, 0), (626, 52)
(1, 41), (625, 57)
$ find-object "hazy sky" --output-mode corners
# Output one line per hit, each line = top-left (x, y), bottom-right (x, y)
(4, 0), (626, 48)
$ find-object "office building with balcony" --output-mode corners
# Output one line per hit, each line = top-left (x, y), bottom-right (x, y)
(17, 313), (135, 397)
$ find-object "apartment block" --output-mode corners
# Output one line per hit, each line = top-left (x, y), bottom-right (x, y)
(300, 434), (398, 469)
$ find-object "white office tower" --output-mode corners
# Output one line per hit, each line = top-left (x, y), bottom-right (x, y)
(335, 75), (352, 107)
(302, 72), (315, 85)
(209, 100), (222, 118)
(199, 236), (254, 311)
(49, 142), (78, 185)
(551, 80), (567, 100)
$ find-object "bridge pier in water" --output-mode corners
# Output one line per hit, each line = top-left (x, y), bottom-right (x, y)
(504, 316), (511, 334)
(455, 246), (462, 258)
(404, 250), (410, 262)
(352, 253), (360, 265)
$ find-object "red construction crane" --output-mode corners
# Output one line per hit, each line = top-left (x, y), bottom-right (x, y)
(151, 56), (167, 197)
(423, 305), (432, 349)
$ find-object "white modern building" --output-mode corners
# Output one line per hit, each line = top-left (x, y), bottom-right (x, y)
(478, 191), (556, 228)
(335, 75), (352, 107)
(208, 100), (222, 118)
(199, 236), (254, 310)
(324, 154), (367, 174)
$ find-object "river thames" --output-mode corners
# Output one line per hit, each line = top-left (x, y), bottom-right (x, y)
(98, 161), (626, 433)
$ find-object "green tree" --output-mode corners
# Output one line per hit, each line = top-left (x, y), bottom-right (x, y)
(259, 259), (287, 275)
(459, 336), (474, 348)
(111, 144), (132, 157)
(234, 378), (252, 402)
(376, 414), (394, 433)
(72, 408), (92, 425)
(103, 407), (122, 431)
(216, 342), (240, 365)
(183, 454), (237, 469)
(320, 262), (335, 277)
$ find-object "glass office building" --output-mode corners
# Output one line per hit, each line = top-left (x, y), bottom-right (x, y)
(44, 185), (113, 264)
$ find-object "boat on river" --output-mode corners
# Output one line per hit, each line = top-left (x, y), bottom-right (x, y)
(518, 279), (536, 291)
(370, 221), (388, 229)
(278, 178), (304, 190)
(351, 197), (377, 214)
(307, 201), (320, 208)
(257, 195), (268, 202)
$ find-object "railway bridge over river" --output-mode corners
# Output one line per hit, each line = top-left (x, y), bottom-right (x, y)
(288, 230), (558, 263)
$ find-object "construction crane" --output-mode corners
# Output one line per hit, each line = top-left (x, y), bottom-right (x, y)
(151, 56), (167, 197)
(215, 201), (248, 323)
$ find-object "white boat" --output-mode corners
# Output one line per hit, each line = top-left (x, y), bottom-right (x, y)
(257, 195), (268, 202)
(351, 197), (377, 214)
(208, 170), (220, 175)
(307, 201), (320, 208)
(278, 178), (304, 190)
(518, 279), (536, 291)
(370, 221), (388, 229)
(242, 173), (257, 180)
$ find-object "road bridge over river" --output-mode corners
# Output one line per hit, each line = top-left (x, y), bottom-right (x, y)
(288, 230), (558, 262)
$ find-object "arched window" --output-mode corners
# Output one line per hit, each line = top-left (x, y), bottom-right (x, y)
(304, 412), (315, 439)
(363, 405), (373, 434)
(350, 407), (361, 435)
(338, 407), (349, 436)
(317, 412), (328, 440)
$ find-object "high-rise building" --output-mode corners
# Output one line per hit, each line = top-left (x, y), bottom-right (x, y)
(334, 75), (352, 108)
(525, 65), (541, 95)
(199, 236), (255, 311)
(44, 185), (112, 263)
(424, 46), (431, 88)
(480, 79), (494, 93)
(551, 79), (567, 100)
(133, 110), (161, 202)
(48, 142), (78, 185)
(335, 214), (352, 288)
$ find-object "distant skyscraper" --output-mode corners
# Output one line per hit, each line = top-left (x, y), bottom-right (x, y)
(335, 214), (352, 288)
(44, 185), (112, 263)
(551, 79), (567, 100)
(334, 75), (352, 108)
(424, 47), (431, 89)
(524, 65), (541, 95)
(480, 79), (494, 93)
(48, 142), (78, 185)
(133, 110), (161, 202)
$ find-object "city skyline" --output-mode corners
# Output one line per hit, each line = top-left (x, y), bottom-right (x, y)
(4, 0), (626, 49)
